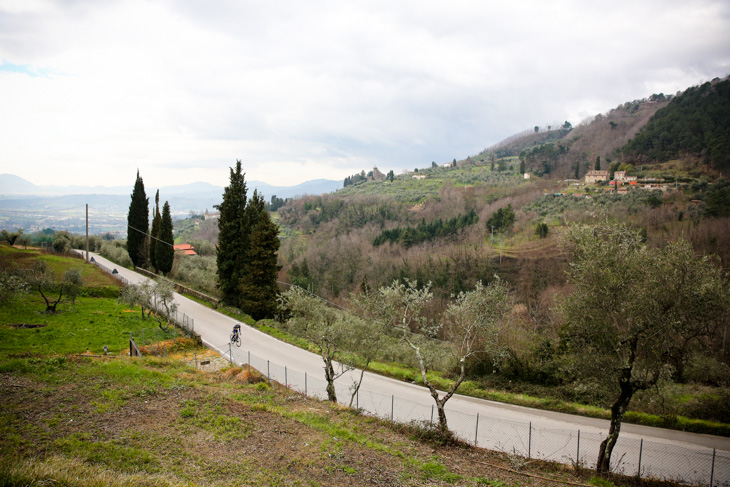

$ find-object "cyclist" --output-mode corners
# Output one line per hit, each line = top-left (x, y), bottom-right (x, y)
(231, 322), (242, 343)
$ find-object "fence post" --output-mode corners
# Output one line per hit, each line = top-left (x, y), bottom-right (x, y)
(577, 430), (580, 467)
(391, 395), (394, 421)
(267, 360), (270, 382)
(194, 352), (197, 368)
(247, 350), (251, 374)
(356, 389), (359, 410)
(431, 405), (434, 424)
(305, 372), (307, 396)
(285, 366), (288, 389)
(528, 422), (532, 459)
(637, 439), (643, 478)
(711, 448), (716, 487)
(228, 342), (232, 364)
(474, 412), (479, 446)
(142, 329), (145, 345)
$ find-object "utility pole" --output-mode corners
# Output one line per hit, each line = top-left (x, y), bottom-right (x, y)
(85, 203), (89, 263)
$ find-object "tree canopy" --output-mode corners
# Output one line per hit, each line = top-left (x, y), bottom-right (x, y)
(216, 161), (249, 305)
(560, 222), (730, 473)
(486, 205), (515, 234)
(156, 201), (174, 275)
(149, 190), (161, 272)
(127, 171), (149, 268)
(216, 161), (280, 318)
(623, 78), (730, 170)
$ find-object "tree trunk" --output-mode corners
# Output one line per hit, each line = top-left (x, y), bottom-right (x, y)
(596, 377), (634, 473)
(348, 359), (370, 408)
(435, 399), (448, 434)
(323, 354), (337, 403)
(39, 284), (63, 314)
(415, 345), (466, 436)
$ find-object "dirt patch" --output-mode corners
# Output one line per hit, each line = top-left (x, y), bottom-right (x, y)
(0, 358), (673, 487)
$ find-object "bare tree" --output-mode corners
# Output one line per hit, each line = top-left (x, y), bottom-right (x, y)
(25, 261), (65, 313)
(120, 278), (179, 330)
(363, 279), (510, 436)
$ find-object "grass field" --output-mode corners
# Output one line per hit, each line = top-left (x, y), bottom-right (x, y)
(1, 245), (673, 486)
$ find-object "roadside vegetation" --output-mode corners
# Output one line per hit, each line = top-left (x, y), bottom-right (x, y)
(2, 247), (669, 487)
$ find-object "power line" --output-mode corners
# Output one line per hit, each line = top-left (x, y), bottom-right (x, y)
(276, 280), (346, 310)
(0, 205), (87, 215)
(127, 223), (175, 248)
(86, 205), (175, 249)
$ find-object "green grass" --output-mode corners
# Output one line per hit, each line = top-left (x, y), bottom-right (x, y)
(0, 294), (180, 357)
(178, 396), (250, 441)
(54, 433), (159, 474)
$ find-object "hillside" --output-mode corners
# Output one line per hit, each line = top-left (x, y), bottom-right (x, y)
(0, 247), (646, 487)
(623, 77), (730, 170)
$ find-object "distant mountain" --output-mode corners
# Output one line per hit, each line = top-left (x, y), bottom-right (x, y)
(0, 174), (342, 232)
(0, 174), (342, 203)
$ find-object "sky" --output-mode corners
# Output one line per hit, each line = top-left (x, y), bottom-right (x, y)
(1, 0), (729, 190)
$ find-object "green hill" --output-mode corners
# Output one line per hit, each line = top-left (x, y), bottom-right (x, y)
(623, 77), (730, 170)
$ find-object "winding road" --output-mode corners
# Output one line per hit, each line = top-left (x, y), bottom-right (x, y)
(86, 251), (729, 485)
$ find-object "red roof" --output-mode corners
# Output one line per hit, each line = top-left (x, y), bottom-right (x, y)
(173, 244), (197, 256)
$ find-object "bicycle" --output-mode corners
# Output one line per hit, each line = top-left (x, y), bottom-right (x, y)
(230, 332), (241, 347)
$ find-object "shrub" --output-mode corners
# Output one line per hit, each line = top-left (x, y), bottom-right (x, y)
(99, 242), (133, 268)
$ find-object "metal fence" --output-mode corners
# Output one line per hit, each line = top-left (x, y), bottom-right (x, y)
(217, 342), (729, 487)
(89, 260), (729, 486)
(90, 257), (129, 285)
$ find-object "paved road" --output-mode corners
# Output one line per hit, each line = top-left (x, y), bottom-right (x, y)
(87, 252), (730, 484)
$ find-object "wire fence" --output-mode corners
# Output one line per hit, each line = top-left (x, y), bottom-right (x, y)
(219, 343), (729, 487)
(90, 257), (129, 285)
(91, 257), (198, 353)
(89, 259), (729, 486)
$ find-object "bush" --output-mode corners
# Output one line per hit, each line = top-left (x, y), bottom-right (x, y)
(683, 354), (730, 386)
(81, 286), (120, 298)
(99, 241), (133, 268)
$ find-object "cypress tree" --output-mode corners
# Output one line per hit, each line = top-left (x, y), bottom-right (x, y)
(156, 201), (175, 275)
(127, 170), (149, 268)
(149, 190), (161, 272)
(238, 207), (280, 320)
(216, 160), (249, 306)
(216, 162), (280, 315)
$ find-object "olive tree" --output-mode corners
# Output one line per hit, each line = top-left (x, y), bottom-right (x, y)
(560, 222), (730, 473)
(24, 262), (83, 313)
(278, 286), (357, 403)
(366, 279), (511, 436)
(120, 278), (179, 330)
(0, 268), (29, 303)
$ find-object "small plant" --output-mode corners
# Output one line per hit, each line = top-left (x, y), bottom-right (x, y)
(507, 449), (530, 471)
(396, 419), (459, 447)
(418, 459), (462, 483)
(589, 476), (616, 487)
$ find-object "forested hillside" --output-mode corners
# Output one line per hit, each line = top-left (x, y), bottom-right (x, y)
(149, 78), (730, 437)
(623, 77), (730, 170)
(173, 77), (730, 314)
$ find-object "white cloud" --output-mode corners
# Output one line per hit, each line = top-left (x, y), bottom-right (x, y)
(1, 0), (728, 190)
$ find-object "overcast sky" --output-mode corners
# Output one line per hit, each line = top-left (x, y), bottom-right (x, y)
(1, 0), (728, 189)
